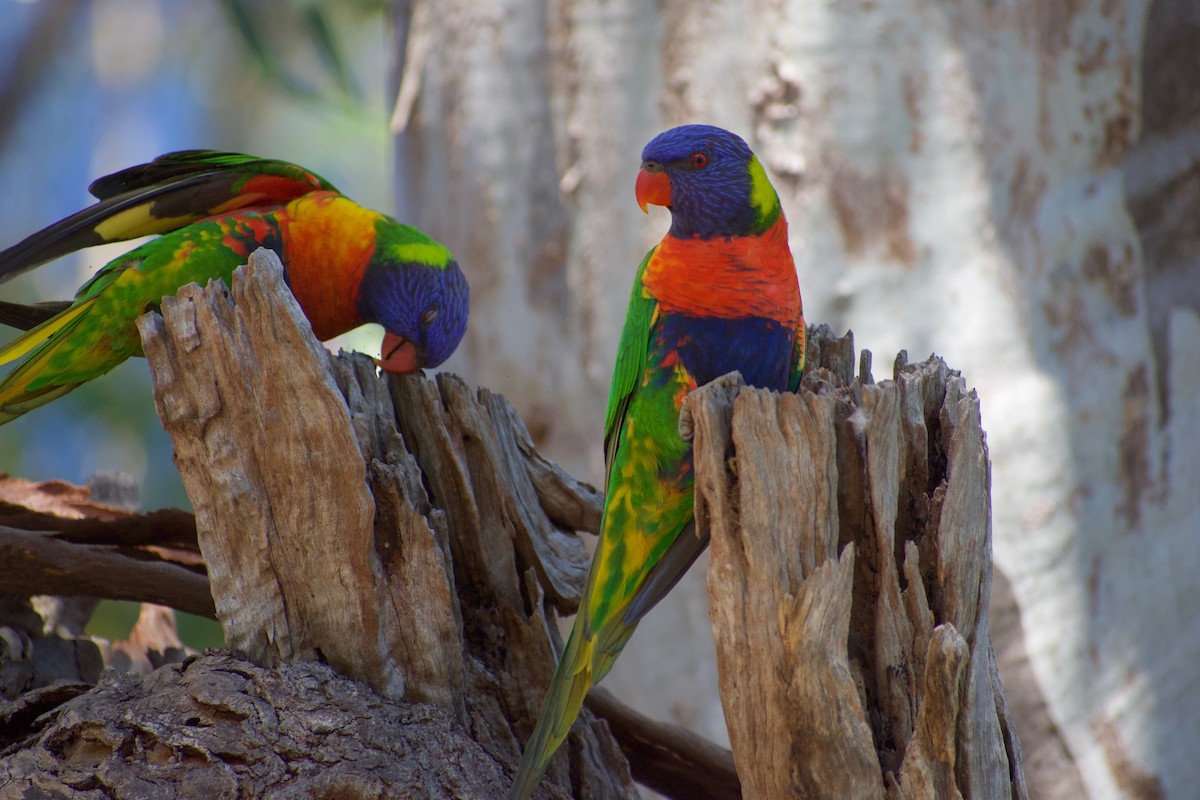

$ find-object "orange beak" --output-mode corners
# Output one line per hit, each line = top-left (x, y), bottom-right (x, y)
(635, 166), (672, 213)
(376, 331), (422, 374)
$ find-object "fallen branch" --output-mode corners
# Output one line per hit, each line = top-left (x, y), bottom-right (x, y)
(586, 688), (740, 800)
(0, 526), (212, 618)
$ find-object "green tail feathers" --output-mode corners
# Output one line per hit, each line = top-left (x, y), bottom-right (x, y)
(0, 300), (97, 424)
(509, 626), (597, 800)
(510, 610), (642, 799)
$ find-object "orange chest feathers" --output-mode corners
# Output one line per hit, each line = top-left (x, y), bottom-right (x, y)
(642, 215), (802, 328)
(277, 192), (380, 340)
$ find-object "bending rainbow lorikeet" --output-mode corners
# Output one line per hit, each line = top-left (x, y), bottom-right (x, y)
(0, 150), (469, 424)
(510, 125), (806, 798)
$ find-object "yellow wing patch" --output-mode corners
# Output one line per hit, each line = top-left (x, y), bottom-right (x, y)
(0, 299), (96, 366)
(94, 206), (194, 242)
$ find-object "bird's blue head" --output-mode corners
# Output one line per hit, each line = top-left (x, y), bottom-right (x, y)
(357, 223), (470, 373)
(636, 124), (781, 239)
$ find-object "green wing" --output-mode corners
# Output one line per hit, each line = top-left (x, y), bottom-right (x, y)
(86, 150), (335, 202)
(602, 248), (657, 483)
(788, 319), (807, 392)
(509, 249), (669, 799)
(0, 217), (251, 424)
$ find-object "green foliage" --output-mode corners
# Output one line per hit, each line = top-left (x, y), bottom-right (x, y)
(86, 600), (139, 641)
(86, 600), (225, 651)
(221, 0), (387, 108)
(177, 612), (225, 650)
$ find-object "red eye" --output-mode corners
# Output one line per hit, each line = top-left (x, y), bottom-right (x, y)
(690, 152), (707, 169)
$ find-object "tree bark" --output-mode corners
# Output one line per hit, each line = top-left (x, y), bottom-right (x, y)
(0, 652), (529, 799)
(686, 332), (1026, 800)
(389, 4), (1200, 797)
(0, 253), (1021, 798)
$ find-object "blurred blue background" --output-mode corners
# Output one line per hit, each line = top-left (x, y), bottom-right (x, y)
(1, 0), (397, 645)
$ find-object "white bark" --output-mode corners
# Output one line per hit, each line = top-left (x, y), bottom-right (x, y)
(390, 1), (1200, 796)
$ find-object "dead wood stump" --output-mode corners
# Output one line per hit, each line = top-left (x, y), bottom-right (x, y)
(0, 250), (1025, 800)
(685, 328), (1028, 800)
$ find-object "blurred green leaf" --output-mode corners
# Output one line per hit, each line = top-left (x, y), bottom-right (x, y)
(220, 0), (384, 108)
(86, 600), (224, 651)
(177, 612), (225, 650)
(85, 599), (139, 641)
(303, 5), (361, 100)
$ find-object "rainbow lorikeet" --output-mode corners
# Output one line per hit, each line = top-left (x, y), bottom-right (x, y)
(0, 150), (469, 424)
(510, 125), (806, 798)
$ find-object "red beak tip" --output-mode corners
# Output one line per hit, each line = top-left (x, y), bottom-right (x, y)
(635, 167), (672, 212)
(378, 332), (420, 374)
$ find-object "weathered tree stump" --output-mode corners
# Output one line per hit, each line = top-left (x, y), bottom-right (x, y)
(0, 250), (1023, 799)
(130, 249), (634, 799)
(685, 331), (1027, 800)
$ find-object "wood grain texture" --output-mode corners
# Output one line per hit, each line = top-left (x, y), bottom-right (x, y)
(127, 249), (633, 798)
(2, 264), (1020, 798)
(689, 326), (1027, 800)
(0, 652), (534, 800)
(137, 249), (410, 700)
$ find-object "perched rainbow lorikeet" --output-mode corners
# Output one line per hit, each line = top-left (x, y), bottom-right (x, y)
(510, 125), (806, 798)
(0, 150), (469, 424)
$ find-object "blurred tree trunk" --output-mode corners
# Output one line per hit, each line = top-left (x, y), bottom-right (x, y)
(389, 2), (1200, 798)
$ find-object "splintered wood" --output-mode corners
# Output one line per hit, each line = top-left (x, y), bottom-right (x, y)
(121, 249), (1023, 799)
(685, 326), (1028, 800)
(134, 249), (636, 799)
(137, 249), (405, 698)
